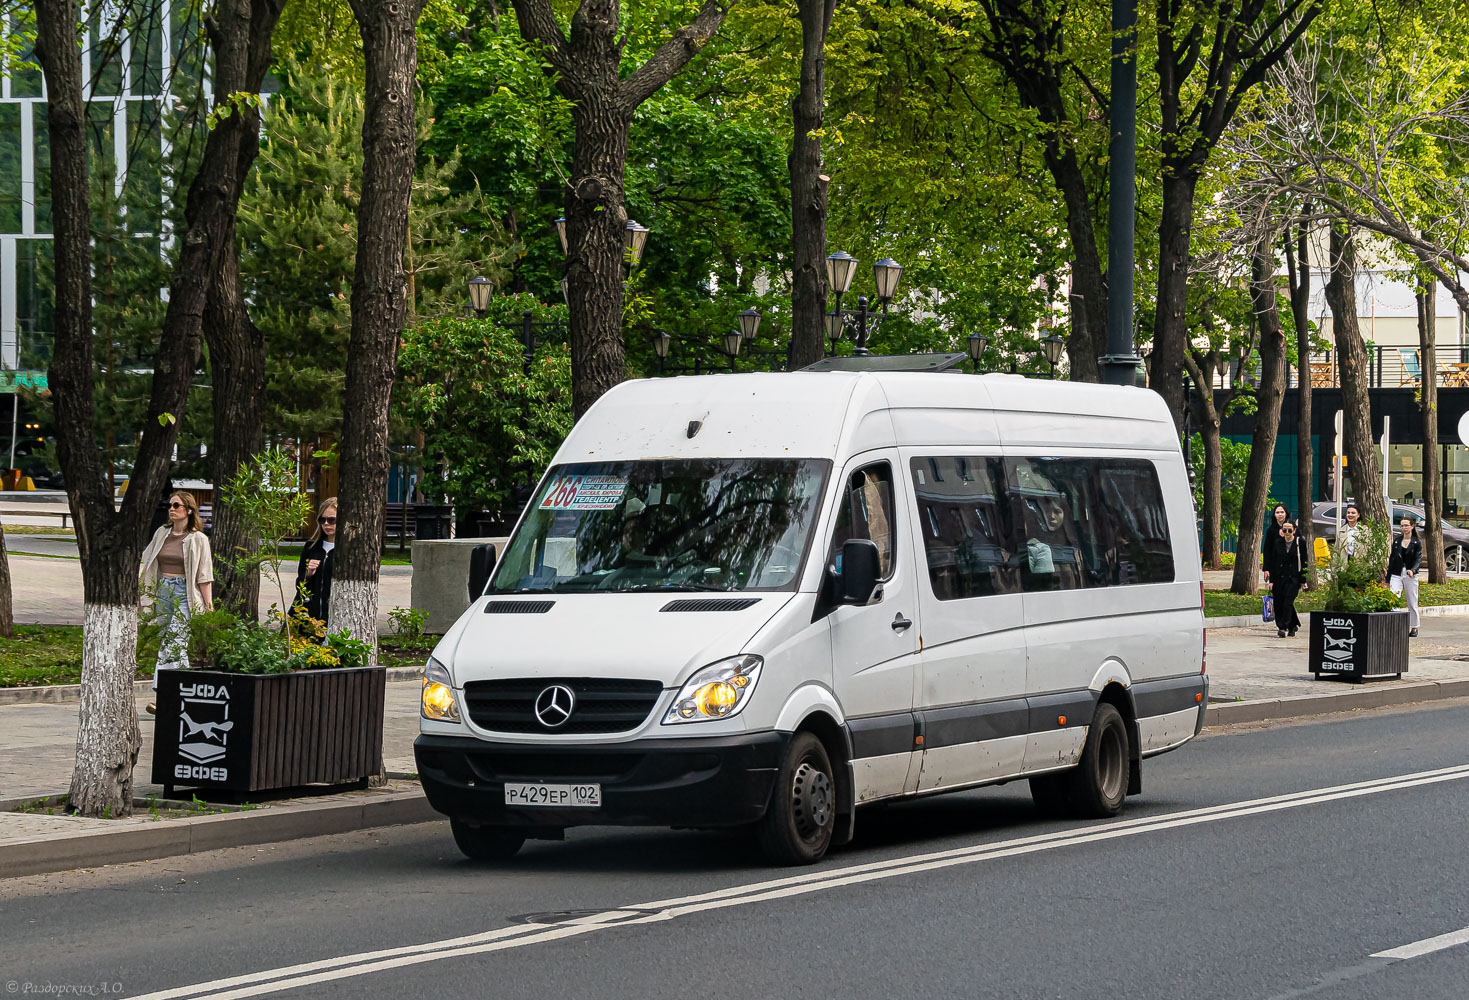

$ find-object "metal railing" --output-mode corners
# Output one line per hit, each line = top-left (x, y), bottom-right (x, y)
(1209, 345), (1469, 390)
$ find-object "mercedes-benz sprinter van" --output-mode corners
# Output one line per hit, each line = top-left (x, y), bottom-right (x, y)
(415, 369), (1207, 864)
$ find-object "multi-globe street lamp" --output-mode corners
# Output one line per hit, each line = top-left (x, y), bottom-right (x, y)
(825, 252), (904, 356)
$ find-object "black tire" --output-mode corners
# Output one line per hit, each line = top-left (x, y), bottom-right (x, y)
(450, 819), (526, 862)
(1028, 772), (1071, 818)
(757, 732), (836, 865)
(1065, 703), (1129, 818)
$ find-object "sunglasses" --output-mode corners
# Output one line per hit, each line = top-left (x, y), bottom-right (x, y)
(319, 516), (337, 525)
(1282, 529), (1295, 535)
(168, 502), (186, 510)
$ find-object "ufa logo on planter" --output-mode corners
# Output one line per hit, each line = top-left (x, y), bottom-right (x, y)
(1320, 617), (1357, 671)
(175, 681), (233, 781)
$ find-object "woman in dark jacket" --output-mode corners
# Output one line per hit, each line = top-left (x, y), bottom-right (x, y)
(1267, 519), (1309, 638)
(294, 497), (337, 626)
(1262, 503), (1289, 589)
(1387, 515), (1423, 637)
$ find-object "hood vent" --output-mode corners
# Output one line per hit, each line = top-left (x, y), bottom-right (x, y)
(484, 600), (556, 614)
(660, 598), (761, 613)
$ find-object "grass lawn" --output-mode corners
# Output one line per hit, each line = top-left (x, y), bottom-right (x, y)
(1, 526), (77, 536)
(0, 623), (435, 687)
(1204, 578), (1469, 619)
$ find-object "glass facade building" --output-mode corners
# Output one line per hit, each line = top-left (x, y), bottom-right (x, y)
(0, 1), (202, 376)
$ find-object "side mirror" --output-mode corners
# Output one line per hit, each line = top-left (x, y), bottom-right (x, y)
(468, 544), (497, 600)
(839, 539), (881, 605)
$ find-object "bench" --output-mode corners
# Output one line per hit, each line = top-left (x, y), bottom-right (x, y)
(0, 508), (71, 530)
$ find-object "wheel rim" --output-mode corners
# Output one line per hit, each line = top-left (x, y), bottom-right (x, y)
(791, 759), (833, 840)
(1098, 723), (1126, 803)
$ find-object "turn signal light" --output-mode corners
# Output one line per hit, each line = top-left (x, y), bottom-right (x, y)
(1057, 715), (1067, 726)
(1196, 693), (1203, 703)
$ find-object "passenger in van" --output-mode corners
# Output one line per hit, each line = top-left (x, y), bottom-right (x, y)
(1023, 495), (1086, 590)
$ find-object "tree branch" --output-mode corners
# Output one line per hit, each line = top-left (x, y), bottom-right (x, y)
(619, 0), (733, 111)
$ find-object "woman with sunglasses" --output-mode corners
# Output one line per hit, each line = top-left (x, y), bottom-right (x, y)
(139, 491), (214, 713)
(294, 497), (338, 627)
(1267, 519), (1310, 638)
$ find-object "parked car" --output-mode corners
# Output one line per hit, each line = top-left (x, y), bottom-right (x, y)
(1310, 501), (1469, 569)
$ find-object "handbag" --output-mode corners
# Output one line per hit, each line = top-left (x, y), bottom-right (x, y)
(1262, 594), (1274, 623)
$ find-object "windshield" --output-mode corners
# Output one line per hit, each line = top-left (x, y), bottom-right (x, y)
(490, 459), (831, 594)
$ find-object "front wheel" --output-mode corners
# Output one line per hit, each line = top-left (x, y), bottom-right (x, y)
(451, 819), (525, 862)
(757, 732), (836, 865)
(1064, 703), (1129, 818)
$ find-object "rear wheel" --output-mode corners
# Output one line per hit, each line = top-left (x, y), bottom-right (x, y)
(451, 819), (525, 862)
(1065, 703), (1129, 818)
(757, 732), (836, 865)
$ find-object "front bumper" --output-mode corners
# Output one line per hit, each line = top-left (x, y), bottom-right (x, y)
(414, 731), (790, 829)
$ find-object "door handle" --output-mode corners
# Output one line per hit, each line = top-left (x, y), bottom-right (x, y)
(891, 613), (912, 633)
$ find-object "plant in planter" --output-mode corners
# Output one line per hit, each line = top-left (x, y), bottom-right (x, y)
(1309, 520), (1407, 682)
(149, 458), (386, 799)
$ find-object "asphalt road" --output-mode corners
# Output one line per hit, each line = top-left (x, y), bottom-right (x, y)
(6, 704), (1469, 1000)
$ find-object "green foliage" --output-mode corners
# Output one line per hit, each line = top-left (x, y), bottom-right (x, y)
(1318, 520), (1405, 613)
(396, 306), (573, 516)
(220, 448), (316, 651)
(1190, 435), (1253, 539)
(239, 61), (512, 445)
(388, 606), (429, 643)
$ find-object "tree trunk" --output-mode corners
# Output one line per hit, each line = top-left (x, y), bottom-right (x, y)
(787, 0), (837, 372)
(1418, 282), (1447, 583)
(564, 96), (632, 419)
(1046, 145), (1105, 382)
(333, 0), (425, 654)
(37, 0), (280, 817)
(1152, 173), (1196, 434)
(1286, 218), (1315, 583)
(204, 0), (285, 617)
(1201, 410), (1223, 569)
(0, 524), (13, 638)
(1231, 246), (1288, 595)
(1324, 225), (1387, 527)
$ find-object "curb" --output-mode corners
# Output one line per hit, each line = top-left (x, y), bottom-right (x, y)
(1205, 677), (1469, 727)
(0, 665), (425, 706)
(1205, 603), (1469, 630)
(0, 785), (438, 879)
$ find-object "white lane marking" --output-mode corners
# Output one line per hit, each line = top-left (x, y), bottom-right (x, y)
(1372, 925), (1469, 961)
(130, 762), (1469, 1000)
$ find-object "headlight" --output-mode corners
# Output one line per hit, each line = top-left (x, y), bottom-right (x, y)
(421, 657), (461, 723)
(663, 655), (763, 725)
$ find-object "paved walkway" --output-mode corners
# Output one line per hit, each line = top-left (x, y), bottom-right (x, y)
(4, 617), (1468, 805)
(4, 546), (411, 629)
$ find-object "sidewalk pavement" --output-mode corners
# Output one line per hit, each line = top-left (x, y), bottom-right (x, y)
(4, 616), (1469, 877)
(5, 549), (412, 629)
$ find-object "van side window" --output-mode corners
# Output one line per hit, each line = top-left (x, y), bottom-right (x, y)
(910, 456), (1019, 600)
(1008, 457), (1174, 591)
(829, 463), (897, 580)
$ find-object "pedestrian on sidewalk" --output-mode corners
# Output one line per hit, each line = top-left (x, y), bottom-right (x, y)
(1336, 503), (1365, 558)
(1268, 519), (1309, 638)
(1388, 515), (1422, 637)
(139, 491), (214, 714)
(1265, 503), (1288, 560)
(294, 497), (337, 628)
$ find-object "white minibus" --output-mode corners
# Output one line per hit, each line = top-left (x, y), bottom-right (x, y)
(416, 367), (1207, 864)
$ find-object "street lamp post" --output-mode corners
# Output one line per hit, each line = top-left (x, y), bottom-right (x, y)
(625, 219), (651, 267)
(824, 252), (903, 357)
(1102, 0), (1141, 385)
(467, 275), (493, 317)
(722, 329), (744, 371)
(652, 330), (672, 373)
(967, 332), (989, 374)
(1042, 334), (1066, 379)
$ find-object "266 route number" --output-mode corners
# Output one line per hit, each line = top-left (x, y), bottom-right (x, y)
(504, 782), (601, 808)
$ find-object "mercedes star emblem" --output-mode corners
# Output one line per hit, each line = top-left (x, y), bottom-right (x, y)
(534, 684), (576, 728)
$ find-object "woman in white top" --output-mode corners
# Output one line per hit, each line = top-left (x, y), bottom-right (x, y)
(139, 491), (214, 713)
(1340, 503), (1362, 557)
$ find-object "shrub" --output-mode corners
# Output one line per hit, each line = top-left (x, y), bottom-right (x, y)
(1318, 520), (1404, 614)
(388, 606), (428, 643)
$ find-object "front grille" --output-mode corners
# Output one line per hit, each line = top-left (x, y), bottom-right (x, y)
(462, 678), (665, 734)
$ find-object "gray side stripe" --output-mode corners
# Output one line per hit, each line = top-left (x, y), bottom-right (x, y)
(1026, 689), (1101, 734)
(848, 715), (915, 758)
(924, 698), (1030, 748)
(1131, 675), (1205, 718)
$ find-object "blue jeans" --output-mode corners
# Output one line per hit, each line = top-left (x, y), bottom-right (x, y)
(153, 575), (191, 684)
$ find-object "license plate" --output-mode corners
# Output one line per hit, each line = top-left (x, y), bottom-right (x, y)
(504, 782), (602, 808)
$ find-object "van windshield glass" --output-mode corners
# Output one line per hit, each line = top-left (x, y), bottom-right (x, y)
(490, 459), (831, 593)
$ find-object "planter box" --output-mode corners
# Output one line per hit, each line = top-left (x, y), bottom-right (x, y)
(151, 666), (386, 799)
(1308, 610), (1410, 683)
